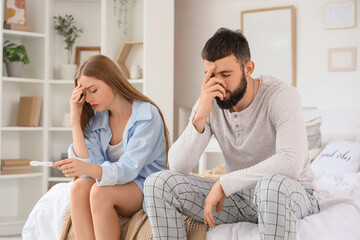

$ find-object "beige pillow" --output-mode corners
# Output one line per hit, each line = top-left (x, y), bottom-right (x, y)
(306, 117), (322, 161)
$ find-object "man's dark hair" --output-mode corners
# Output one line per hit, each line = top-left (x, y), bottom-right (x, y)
(201, 28), (251, 66)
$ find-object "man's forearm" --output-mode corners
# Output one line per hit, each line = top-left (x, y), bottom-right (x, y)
(168, 119), (212, 173)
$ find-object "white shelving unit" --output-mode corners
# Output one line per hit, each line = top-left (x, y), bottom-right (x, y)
(0, 0), (174, 235)
(0, 0), (47, 234)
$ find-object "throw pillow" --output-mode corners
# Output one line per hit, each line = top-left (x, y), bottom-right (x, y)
(311, 140), (360, 176)
(306, 117), (322, 161)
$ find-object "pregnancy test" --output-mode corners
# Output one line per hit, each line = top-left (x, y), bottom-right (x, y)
(30, 161), (53, 167)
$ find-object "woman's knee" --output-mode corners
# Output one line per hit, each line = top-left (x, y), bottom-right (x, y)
(89, 184), (110, 211)
(71, 178), (94, 202)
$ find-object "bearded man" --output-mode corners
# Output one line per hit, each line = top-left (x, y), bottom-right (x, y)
(144, 28), (320, 240)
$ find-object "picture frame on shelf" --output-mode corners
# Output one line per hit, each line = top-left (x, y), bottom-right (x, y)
(241, 6), (296, 86)
(75, 47), (101, 66)
(328, 47), (357, 72)
(5, 0), (27, 25)
(325, 1), (356, 29)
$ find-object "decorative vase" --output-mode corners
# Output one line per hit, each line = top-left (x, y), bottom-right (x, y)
(130, 65), (142, 79)
(60, 64), (77, 80)
(5, 61), (24, 78)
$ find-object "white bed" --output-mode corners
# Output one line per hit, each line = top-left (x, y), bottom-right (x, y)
(23, 109), (360, 239)
(207, 108), (360, 240)
(207, 170), (360, 240)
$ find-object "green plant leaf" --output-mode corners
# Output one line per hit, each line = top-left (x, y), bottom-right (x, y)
(2, 40), (30, 64)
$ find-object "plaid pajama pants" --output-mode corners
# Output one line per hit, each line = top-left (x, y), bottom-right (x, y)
(144, 170), (319, 240)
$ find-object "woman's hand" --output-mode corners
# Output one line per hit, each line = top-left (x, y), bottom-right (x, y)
(52, 158), (102, 179)
(204, 180), (226, 229)
(70, 84), (86, 125)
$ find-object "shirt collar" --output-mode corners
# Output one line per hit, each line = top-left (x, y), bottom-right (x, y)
(90, 100), (152, 131)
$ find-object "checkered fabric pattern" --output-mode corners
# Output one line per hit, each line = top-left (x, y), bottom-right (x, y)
(144, 170), (319, 240)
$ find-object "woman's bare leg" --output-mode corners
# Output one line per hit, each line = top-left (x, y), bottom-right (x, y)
(90, 181), (144, 240)
(70, 178), (96, 240)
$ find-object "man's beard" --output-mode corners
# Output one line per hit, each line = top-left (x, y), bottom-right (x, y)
(216, 74), (248, 109)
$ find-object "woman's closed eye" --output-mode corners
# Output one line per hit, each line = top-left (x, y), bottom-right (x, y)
(89, 89), (97, 93)
(222, 74), (230, 78)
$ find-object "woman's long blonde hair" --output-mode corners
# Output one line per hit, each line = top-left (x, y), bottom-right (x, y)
(74, 55), (170, 166)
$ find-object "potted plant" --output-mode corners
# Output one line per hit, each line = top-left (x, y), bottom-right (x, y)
(2, 40), (30, 78)
(54, 14), (83, 79)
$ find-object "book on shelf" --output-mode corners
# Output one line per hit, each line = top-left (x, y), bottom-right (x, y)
(1, 158), (32, 174)
(1, 158), (31, 166)
(1, 169), (32, 174)
(3, 23), (33, 32)
(1, 165), (32, 171)
(16, 97), (43, 127)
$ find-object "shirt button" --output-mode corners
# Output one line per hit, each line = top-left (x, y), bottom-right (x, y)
(235, 124), (239, 128)
(234, 115), (238, 118)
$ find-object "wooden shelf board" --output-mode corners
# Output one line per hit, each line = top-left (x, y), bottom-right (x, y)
(2, 77), (44, 83)
(3, 30), (45, 39)
(1, 127), (44, 131)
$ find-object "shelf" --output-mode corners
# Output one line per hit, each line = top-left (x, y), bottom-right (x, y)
(2, 77), (44, 84)
(0, 172), (43, 180)
(49, 127), (72, 131)
(49, 80), (74, 84)
(1, 127), (44, 131)
(128, 79), (144, 84)
(0, 216), (27, 226)
(48, 177), (72, 182)
(3, 30), (45, 39)
(54, 0), (100, 2)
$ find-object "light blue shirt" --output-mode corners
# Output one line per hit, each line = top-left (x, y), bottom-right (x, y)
(68, 100), (167, 196)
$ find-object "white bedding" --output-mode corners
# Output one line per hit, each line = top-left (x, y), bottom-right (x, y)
(207, 170), (360, 240)
(22, 182), (72, 240)
(22, 171), (360, 240)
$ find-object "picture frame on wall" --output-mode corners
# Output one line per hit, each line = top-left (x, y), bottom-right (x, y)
(75, 47), (101, 66)
(325, 1), (356, 29)
(5, 0), (27, 25)
(241, 6), (296, 86)
(328, 47), (357, 72)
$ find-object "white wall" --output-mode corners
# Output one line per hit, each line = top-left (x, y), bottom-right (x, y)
(52, 1), (101, 78)
(174, 0), (360, 138)
(144, 0), (174, 140)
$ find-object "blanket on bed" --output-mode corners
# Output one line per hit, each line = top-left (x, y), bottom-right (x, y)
(59, 165), (226, 240)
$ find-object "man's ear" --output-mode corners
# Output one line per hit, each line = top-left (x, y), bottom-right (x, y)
(245, 61), (255, 77)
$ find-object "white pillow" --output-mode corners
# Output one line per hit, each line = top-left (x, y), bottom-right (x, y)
(311, 140), (360, 176)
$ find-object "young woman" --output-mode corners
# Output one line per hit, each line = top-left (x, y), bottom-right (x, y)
(52, 55), (170, 240)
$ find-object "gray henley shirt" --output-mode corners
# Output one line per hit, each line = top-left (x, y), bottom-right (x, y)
(169, 75), (316, 196)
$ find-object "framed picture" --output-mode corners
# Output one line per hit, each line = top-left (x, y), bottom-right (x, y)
(328, 47), (357, 72)
(75, 47), (101, 66)
(5, 0), (27, 25)
(325, 1), (356, 29)
(241, 6), (296, 86)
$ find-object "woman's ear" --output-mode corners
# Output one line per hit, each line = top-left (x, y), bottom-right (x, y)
(245, 61), (255, 77)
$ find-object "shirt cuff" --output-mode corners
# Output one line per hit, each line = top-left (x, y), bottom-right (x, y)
(96, 162), (118, 186)
(68, 144), (90, 162)
(220, 174), (235, 197)
(67, 144), (90, 178)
